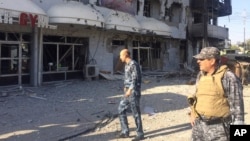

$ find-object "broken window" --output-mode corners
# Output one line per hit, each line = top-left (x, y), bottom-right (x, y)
(0, 32), (31, 86)
(165, 2), (182, 23)
(43, 36), (88, 81)
(144, 0), (151, 17)
(164, 8), (171, 21)
(111, 40), (125, 46)
(193, 13), (202, 24)
(151, 42), (161, 59)
(132, 41), (161, 70)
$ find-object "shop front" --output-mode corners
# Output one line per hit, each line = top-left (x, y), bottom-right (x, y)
(41, 1), (105, 82)
(0, 0), (50, 86)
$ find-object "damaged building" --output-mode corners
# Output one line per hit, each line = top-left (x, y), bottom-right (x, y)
(0, 0), (231, 86)
(187, 0), (232, 65)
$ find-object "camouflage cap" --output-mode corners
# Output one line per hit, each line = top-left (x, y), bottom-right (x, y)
(193, 47), (220, 59)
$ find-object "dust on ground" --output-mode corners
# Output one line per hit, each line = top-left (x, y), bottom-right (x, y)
(1, 75), (249, 141)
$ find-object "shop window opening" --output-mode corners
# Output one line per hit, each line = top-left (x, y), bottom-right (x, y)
(43, 36), (89, 82)
(132, 41), (161, 71)
(0, 32), (31, 86)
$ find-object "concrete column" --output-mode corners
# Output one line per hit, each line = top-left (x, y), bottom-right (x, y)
(30, 27), (38, 86)
(138, 0), (145, 17)
(202, 0), (208, 47)
(37, 28), (43, 86)
(159, 0), (167, 19)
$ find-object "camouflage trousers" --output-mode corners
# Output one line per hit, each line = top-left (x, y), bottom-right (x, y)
(191, 118), (230, 141)
(118, 95), (144, 137)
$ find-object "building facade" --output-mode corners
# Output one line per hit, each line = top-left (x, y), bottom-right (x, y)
(0, 0), (231, 87)
(187, 0), (231, 65)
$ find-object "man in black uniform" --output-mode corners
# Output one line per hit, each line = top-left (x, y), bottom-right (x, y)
(117, 49), (144, 141)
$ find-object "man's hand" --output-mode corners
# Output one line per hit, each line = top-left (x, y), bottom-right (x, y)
(189, 111), (196, 127)
(187, 107), (196, 126)
(124, 88), (132, 97)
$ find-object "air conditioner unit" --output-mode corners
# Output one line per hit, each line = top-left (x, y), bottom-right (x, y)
(85, 64), (99, 78)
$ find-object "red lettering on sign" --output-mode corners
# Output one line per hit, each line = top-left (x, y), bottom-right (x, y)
(29, 14), (38, 27)
(19, 13), (28, 26)
(19, 13), (38, 27)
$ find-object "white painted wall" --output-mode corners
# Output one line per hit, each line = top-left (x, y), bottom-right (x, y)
(88, 32), (114, 74)
(32, 0), (65, 11)
(162, 40), (181, 71)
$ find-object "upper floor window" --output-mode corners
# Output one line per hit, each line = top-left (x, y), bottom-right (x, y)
(165, 2), (182, 23)
(112, 40), (125, 46)
(144, 0), (151, 17)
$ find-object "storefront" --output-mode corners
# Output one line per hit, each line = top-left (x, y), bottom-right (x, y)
(0, 0), (50, 86)
(41, 1), (105, 82)
(1, 0), (187, 86)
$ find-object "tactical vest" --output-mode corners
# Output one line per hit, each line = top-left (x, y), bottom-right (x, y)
(194, 65), (230, 118)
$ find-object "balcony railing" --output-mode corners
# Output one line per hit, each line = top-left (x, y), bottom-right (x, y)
(190, 23), (229, 40)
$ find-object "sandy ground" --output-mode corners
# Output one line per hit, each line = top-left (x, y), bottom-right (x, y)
(0, 75), (249, 141)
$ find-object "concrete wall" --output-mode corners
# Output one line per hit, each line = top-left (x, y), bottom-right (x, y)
(89, 32), (114, 74)
(162, 40), (181, 71)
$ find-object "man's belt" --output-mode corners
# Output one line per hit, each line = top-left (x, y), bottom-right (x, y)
(200, 115), (231, 125)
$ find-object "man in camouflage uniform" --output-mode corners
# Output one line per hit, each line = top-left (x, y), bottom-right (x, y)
(188, 47), (244, 141)
(117, 49), (144, 141)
